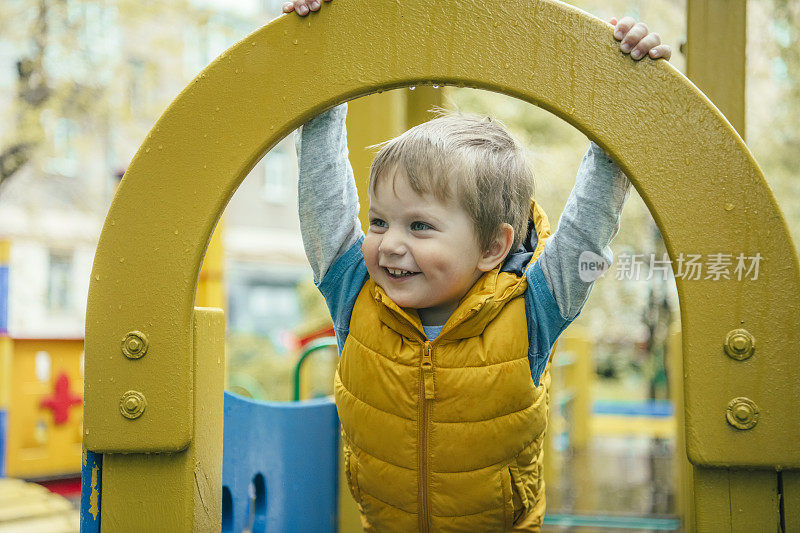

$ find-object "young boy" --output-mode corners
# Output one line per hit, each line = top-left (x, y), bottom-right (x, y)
(285, 2), (671, 531)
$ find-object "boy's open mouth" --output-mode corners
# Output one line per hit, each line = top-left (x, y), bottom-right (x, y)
(384, 267), (419, 279)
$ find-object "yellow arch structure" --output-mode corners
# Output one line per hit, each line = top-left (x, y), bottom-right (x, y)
(84, 0), (800, 529)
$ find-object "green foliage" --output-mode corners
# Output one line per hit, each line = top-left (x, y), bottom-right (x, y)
(227, 333), (295, 401)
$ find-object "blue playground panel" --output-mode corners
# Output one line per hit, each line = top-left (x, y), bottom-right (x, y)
(222, 392), (339, 533)
(544, 513), (680, 530)
(592, 400), (674, 418)
(79, 393), (339, 532)
(80, 450), (102, 533)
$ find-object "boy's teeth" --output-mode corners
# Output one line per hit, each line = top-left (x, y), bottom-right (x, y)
(388, 268), (412, 276)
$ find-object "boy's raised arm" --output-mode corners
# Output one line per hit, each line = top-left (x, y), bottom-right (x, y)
(537, 143), (631, 321)
(535, 15), (669, 320)
(296, 103), (364, 283)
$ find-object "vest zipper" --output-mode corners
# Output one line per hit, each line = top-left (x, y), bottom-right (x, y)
(417, 308), (482, 531)
(419, 340), (434, 533)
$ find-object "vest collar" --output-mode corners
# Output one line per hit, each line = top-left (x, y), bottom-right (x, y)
(369, 199), (551, 342)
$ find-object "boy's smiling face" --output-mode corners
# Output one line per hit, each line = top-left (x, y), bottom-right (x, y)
(363, 168), (490, 326)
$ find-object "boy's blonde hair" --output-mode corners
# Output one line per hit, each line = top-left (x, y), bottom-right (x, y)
(368, 110), (534, 255)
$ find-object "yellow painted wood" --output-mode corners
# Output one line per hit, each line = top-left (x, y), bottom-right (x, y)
(347, 86), (442, 233)
(542, 331), (592, 506)
(338, 442), (364, 533)
(194, 217), (227, 387)
(83, 0), (799, 477)
(5, 339), (83, 478)
(561, 329), (592, 449)
(346, 91), (407, 232)
(0, 336), (10, 410)
(589, 415), (675, 438)
(686, 0), (747, 139)
(99, 308), (224, 532)
(668, 326), (694, 532)
(541, 339), (559, 498)
(195, 217), (225, 310)
(694, 467), (779, 532)
(783, 471), (800, 531)
(406, 85), (444, 128)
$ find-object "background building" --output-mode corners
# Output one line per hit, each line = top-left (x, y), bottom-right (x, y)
(0, 0), (314, 353)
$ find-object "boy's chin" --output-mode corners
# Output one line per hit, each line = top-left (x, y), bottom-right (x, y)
(379, 286), (422, 309)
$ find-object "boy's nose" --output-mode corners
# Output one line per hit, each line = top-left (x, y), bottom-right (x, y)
(378, 229), (407, 256)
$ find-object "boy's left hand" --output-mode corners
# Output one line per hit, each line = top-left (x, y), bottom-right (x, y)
(282, 0), (332, 16)
(610, 17), (672, 61)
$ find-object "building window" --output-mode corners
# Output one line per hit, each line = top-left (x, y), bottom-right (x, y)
(47, 118), (79, 177)
(226, 263), (307, 353)
(262, 145), (292, 204)
(47, 251), (73, 312)
(128, 58), (147, 112)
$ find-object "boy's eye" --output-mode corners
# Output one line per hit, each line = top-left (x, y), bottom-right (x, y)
(370, 218), (388, 228)
(410, 221), (433, 231)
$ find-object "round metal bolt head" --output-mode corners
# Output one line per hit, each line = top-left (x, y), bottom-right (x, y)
(119, 390), (147, 419)
(724, 329), (755, 361)
(733, 405), (750, 421)
(726, 397), (758, 430)
(121, 331), (148, 359)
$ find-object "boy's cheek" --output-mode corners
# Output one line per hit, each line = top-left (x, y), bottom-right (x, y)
(362, 237), (379, 272)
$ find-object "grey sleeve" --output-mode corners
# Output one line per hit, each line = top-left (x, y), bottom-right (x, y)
(295, 103), (364, 284)
(538, 141), (632, 320)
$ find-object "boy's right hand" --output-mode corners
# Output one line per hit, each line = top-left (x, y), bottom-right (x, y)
(282, 0), (332, 16)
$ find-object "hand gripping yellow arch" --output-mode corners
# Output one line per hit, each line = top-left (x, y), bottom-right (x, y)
(84, 0), (800, 529)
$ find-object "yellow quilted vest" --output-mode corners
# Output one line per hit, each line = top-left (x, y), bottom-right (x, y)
(335, 201), (553, 532)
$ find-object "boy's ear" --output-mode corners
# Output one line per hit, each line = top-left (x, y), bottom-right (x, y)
(477, 223), (515, 272)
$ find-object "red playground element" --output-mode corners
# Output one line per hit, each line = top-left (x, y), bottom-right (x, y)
(298, 324), (335, 349)
(40, 372), (83, 425)
(37, 477), (82, 499)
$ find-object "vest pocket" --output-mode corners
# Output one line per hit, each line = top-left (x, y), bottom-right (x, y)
(505, 464), (529, 527)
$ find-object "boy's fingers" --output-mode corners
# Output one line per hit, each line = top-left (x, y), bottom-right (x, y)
(649, 44), (672, 60)
(608, 17), (618, 26)
(292, 0), (310, 15)
(613, 16), (637, 40)
(631, 32), (660, 59)
(619, 21), (648, 53)
(285, 0), (329, 15)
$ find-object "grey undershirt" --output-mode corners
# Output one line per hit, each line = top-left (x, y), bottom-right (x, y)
(295, 103), (631, 324)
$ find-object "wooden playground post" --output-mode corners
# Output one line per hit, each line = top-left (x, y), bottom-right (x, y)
(561, 329), (592, 451)
(684, 2), (791, 528)
(543, 329), (593, 510)
(668, 325), (694, 532)
(686, 0), (747, 139)
(347, 91), (407, 233)
(196, 218), (226, 311)
(97, 309), (225, 531)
